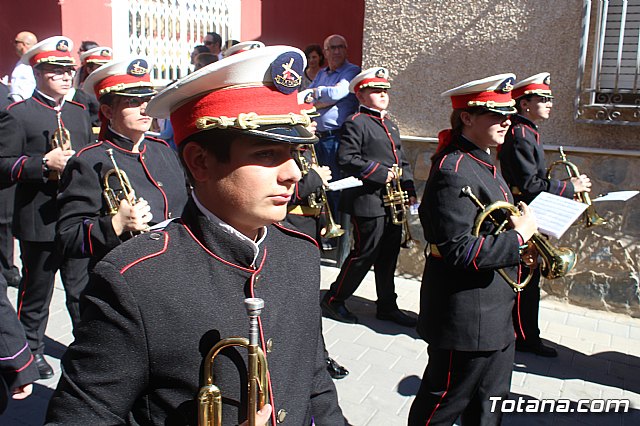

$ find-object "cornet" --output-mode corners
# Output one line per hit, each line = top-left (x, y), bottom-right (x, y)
(198, 298), (269, 426)
(298, 145), (345, 239)
(382, 164), (419, 249)
(49, 108), (72, 179)
(546, 146), (606, 227)
(462, 186), (577, 292)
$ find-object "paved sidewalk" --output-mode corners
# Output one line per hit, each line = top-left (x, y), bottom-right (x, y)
(2, 265), (640, 425)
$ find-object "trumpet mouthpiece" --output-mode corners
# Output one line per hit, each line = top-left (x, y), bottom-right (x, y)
(461, 186), (472, 196)
(244, 298), (264, 317)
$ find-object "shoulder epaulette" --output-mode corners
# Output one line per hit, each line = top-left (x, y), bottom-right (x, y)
(273, 222), (319, 249)
(76, 141), (104, 156)
(145, 135), (170, 147)
(6, 100), (26, 110)
(66, 99), (87, 110)
(438, 151), (465, 173)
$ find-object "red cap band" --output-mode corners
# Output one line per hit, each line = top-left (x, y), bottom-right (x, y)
(354, 77), (389, 93)
(94, 74), (152, 98)
(170, 85), (302, 146)
(512, 83), (551, 99)
(451, 91), (513, 109)
(30, 50), (73, 66)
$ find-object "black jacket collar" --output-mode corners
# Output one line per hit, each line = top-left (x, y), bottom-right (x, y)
(104, 128), (146, 153)
(511, 114), (538, 130)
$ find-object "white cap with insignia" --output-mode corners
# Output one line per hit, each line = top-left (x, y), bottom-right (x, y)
(512, 72), (553, 100)
(442, 73), (517, 115)
(349, 67), (390, 94)
(21, 36), (75, 67)
(83, 57), (156, 100)
(80, 47), (113, 65)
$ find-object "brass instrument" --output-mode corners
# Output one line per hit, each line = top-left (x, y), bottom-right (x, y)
(546, 146), (606, 227)
(382, 164), (419, 249)
(199, 298), (269, 426)
(462, 186), (577, 292)
(103, 148), (137, 215)
(298, 145), (345, 239)
(49, 108), (72, 179)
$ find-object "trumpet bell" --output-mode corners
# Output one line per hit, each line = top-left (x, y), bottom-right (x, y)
(584, 205), (607, 228)
(321, 223), (345, 238)
(539, 245), (577, 279)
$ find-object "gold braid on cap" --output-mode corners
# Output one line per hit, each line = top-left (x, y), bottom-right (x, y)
(467, 99), (516, 108)
(195, 111), (312, 131)
(98, 81), (155, 96)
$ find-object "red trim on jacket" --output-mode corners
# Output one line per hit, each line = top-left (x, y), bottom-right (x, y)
(120, 231), (169, 274)
(426, 350), (454, 425)
(76, 141), (104, 156)
(273, 222), (319, 249)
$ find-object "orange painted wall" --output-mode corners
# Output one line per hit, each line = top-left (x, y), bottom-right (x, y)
(241, 0), (365, 66)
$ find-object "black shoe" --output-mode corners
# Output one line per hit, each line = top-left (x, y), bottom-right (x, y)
(321, 298), (358, 324)
(34, 354), (54, 379)
(326, 357), (349, 380)
(515, 340), (558, 357)
(376, 309), (418, 327)
(3, 267), (21, 288)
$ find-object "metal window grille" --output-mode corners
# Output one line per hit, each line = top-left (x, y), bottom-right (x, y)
(111, 0), (240, 87)
(575, 0), (640, 124)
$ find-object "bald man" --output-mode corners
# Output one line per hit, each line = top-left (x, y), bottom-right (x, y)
(10, 31), (38, 101)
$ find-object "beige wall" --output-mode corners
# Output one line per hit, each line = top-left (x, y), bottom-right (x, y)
(362, 0), (640, 316)
(363, 0), (638, 149)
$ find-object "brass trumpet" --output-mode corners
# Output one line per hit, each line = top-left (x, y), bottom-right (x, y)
(382, 164), (419, 249)
(546, 146), (606, 227)
(298, 145), (344, 239)
(462, 186), (577, 292)
(199, 298), (269, 426)
(49, 109), (72, 179)
(103, 148), (137, 215)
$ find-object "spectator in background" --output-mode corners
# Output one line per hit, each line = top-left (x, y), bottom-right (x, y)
(203, 31), (223, 60)
(302, 44), (324, 90)
(194, 52), (218, 71)
(9, 31), (37, 101)
(190, 44), (209, 67)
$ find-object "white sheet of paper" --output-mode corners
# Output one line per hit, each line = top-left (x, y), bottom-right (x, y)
(528, 192), (588, 239)
(326, 176), (363, 191)
(592, 190), (639, 202)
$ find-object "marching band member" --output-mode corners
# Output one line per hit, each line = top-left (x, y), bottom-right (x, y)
(56, 57), (188, 265)
(0, 36), (93, 379)
(321, 67), (417, 326)
(71, 46), (113, 127)
(46, 45), (346, 425)
(408, 74), (538, 425)
(498, 73), (591, 357)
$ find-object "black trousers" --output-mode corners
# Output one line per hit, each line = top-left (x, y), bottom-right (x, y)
(408, 342), (515, 426)
(0, 186), (16, 277)
(512, 267), (541, 344)
(17, 241), (89, 354)
(326, 215), (401, 312)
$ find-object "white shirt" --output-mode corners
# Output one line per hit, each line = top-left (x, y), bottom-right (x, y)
(10, 61), (35, 101)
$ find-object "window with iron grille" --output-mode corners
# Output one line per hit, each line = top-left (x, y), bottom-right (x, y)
(575, 0), (640, 124)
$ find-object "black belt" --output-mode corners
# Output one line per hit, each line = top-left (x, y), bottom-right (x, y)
(316, 129), (342, 138)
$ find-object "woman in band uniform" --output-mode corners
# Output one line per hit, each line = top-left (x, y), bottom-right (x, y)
(57, 57), (188, 265)
(408, 74), (538, 426)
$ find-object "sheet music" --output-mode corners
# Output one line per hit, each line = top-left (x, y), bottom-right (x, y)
(593, 190), (639, 202)
(528, 192), (588, 239)
(326, 176), (363, 191)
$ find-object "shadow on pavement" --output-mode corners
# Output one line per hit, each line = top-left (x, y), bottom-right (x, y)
(320, 290), (420, 338)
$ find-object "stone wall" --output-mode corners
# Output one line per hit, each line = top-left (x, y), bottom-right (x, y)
(362, 0), (640, 316)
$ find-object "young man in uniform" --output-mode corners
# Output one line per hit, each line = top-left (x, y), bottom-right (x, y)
(0, 36), (93, 379)
(46, 45), (346, 426)
(321, 67), (417, 326)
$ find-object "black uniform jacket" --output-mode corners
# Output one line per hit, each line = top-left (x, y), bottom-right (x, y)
(498, 114), (575, 204)
(338, 106), (415, 217)
(0, 281), (40, 409)
(418, 136), (522, 352)
(56, 128), (189, 261)
(72, 88), (101, 127)
(0, 91), (92, 241)
(46, 199), (345, 426)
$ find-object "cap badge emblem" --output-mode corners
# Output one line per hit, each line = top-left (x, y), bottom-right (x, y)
(271, 52), (304, 94)
(543, 75), (551, 86)
(498, 77), (515, 93)
(375, 68), (386, 78)
(56, 40), (69, 52)
(128, 60), (149, 77)
(100, 49), (111, 57)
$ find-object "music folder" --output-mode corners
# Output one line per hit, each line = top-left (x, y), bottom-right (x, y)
(528, 192), (588, 239)
(326, 176), (363, 191)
